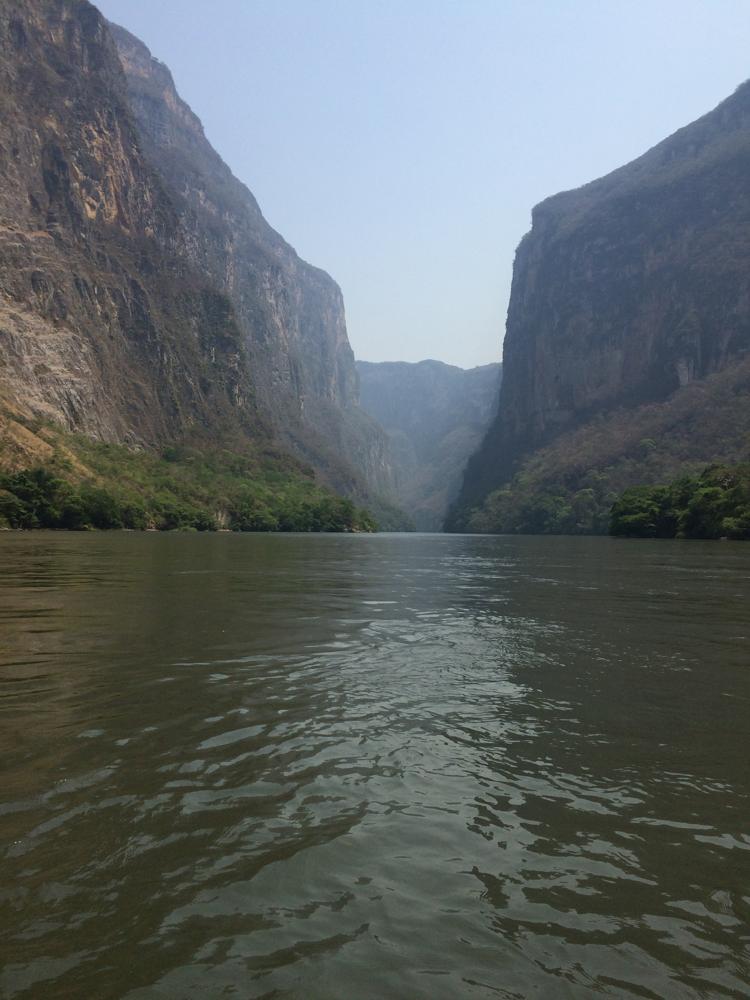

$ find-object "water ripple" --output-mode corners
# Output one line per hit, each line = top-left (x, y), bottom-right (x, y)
(0, 533), (748, 998)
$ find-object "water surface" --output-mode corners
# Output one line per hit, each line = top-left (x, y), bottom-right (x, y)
(1, 532), (748, 998)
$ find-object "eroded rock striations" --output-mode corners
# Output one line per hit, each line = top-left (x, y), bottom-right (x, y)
(449, 79), (750, 531)
(0, 0), (396, 517)
(109, 23), (394, 502)
(357, 359), (500, 530)
(0, 0), (250, 449)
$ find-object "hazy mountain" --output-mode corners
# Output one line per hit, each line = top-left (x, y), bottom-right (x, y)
(357, 359), (500, 530)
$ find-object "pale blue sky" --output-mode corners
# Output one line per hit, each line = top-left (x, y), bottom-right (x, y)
(96, 0), (750, 368)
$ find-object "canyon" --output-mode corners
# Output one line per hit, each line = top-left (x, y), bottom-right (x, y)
(3, 1), (750, 539)
(357, 359), (500, 530)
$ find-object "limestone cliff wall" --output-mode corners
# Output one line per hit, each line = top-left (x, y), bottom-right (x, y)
(451, 80), (750, 525)
(0, 0), (396, 511)
(110, 23), (394, 499)
(0, 0), (252, 448)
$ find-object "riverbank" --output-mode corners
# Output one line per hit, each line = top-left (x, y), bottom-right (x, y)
(0, 432), (377, 534)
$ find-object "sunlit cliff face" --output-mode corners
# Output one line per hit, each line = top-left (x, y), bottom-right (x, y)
(0, 1), (397, 511)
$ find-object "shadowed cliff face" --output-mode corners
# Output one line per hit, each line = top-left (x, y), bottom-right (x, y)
(450, 79), (750, 527)
(357, 360), (500, 530)
(0, 0), (251, 448)
(109, 22), (394, 500)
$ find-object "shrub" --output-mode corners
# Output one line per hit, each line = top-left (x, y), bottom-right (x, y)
(609, 464), (750, 539)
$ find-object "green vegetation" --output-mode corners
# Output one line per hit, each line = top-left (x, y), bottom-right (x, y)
(610, 464), (750, 539)
(463, 467), (616, 535)
(0, 434), (377, 533)
(463, 461), (750, 540)
(454, 357), (750, 535)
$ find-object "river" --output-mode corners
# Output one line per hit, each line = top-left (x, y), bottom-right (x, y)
(0, 532), (748, 998)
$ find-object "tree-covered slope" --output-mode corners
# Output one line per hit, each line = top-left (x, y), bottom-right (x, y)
(0, 408), (375, 533)
(460, 354), (750, 535)
(610, 463), (750, 540)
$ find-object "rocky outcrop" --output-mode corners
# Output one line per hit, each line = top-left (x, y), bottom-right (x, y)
(449, 79), (750, 528)
(0, 0), (397, 516)
(357, 359), (500, 530)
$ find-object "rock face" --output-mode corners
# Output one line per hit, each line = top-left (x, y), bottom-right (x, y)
(109, 23), (393, 500)
(0, 0), (394, 510)
(357, 359), (500, 530)
(449, 79), (750, 528)
(0, 0), (249, 448)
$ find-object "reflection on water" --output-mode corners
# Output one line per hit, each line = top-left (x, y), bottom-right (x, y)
(0, 532), (748, 999)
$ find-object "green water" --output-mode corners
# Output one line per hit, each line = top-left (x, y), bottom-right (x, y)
(0, 532), (748, 998)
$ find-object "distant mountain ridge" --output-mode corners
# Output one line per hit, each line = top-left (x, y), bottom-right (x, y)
(357, 359), (501, 530)
(448, 79), (750, 533)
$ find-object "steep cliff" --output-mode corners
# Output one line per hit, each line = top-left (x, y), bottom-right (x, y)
(109, 22), (394, 502)
(449, 79), (750, 531)
(0, 0), (251, 450)
(0, 0), (399, 525)
(357, 359), (500, 530)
